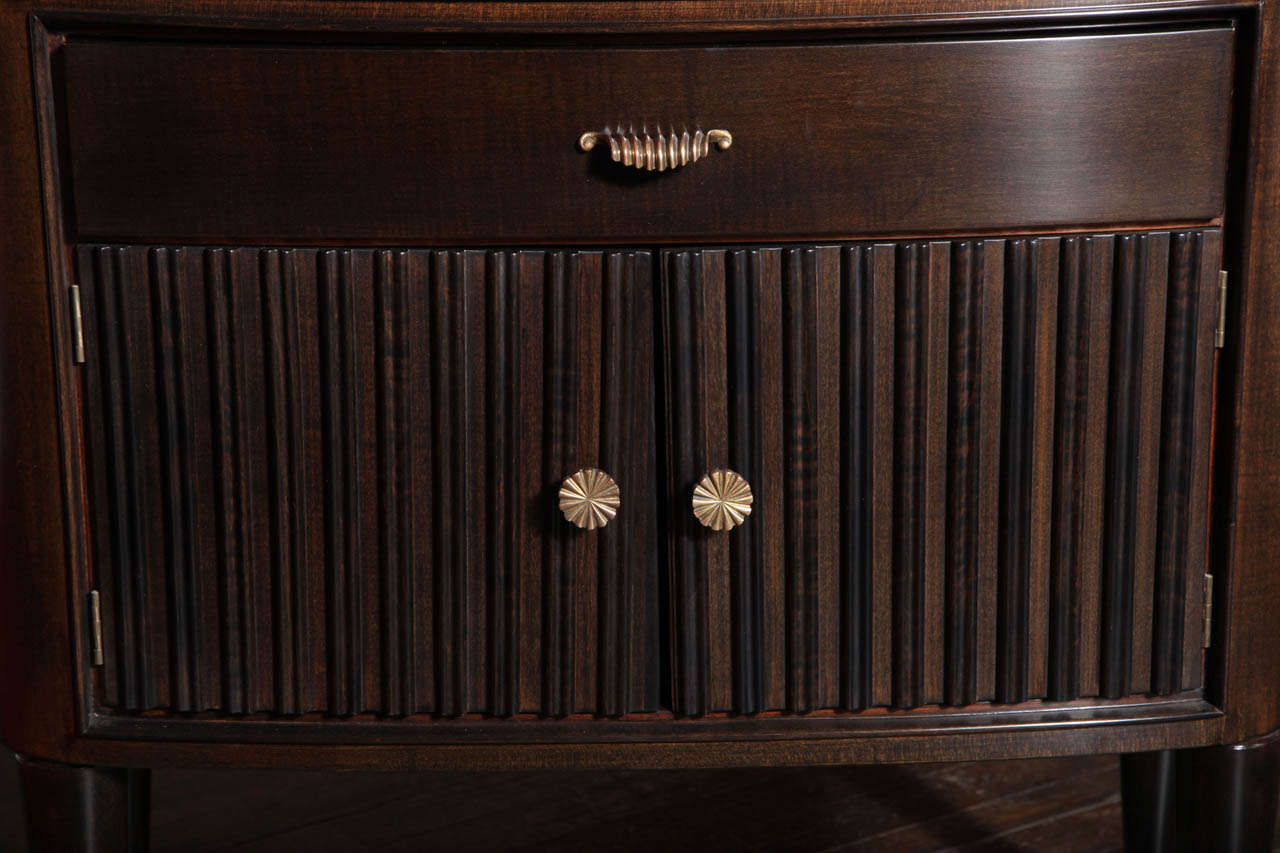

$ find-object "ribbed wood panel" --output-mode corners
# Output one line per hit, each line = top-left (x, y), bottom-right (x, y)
(78, 245), (659, 718)
(662, 229), (1220, 715)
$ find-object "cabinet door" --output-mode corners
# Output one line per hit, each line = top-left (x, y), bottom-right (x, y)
(661, 231), (1220, 716)
(77, 245), (659, 721)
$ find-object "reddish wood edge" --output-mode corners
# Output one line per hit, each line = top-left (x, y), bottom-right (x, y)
(31, 708), (1223, 770)
(80, 695), (1220, 745)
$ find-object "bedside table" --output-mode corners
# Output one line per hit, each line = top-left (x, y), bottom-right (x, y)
(2, 1), (1278, 850)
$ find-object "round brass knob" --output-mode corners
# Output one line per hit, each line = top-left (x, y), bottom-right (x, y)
(559, 468), (621, 530)
(692, 469), (753, 531)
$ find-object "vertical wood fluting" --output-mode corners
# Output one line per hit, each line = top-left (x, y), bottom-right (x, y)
(1027, 239), (1060, 701)
(514, 251), (544, 715)
(121, 246), (170, 712)
(893, 244), (924, 709)
(975, 240), (1005, 704)
(815, 248), (842, 711)
(921, 243), (950, 708)
(1101, 235), (1152, 698)
(728, 251), (764, 714)
(486, 251), (513, 717)
(150, 249), (189, 711)
(1130, 238), (1170, 696)
(78, 230), (1217, 719)
(1182, 231), (1221, 689)
(427, 251), (456, 715)
(945, 241), (995, 707)
(79, 247), (125, 709)
(840, 246), (871, 711)
(757, 250), (787, 712)
(616, 252), (660, 714)
(699, 251), (731, 715)
(661, 230), (1218, 715)
(599, 254), (623, 716)
(997, 240), (1033, 704)
(1049, 237), (1087, 701)
(177, 248), (222, 712)
(81, 246), (656, 719)
(783, 249), (817, 712)
(1081, 237), (1116, 700)
(262, 250), (301, 714)
(1154, 235), (1197, 695)
(868, 244), (897, 709)
(599, 253), (658, 715)
(208, 249), (247, 714)
(542, 252), (568, 716)
(666, 251), (707, 716)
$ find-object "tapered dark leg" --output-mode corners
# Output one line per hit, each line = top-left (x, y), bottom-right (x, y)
(16, 755), (150, 853)
(1122, 749), (1177, 851)
(1174, 731), (1280, 852)
(1122, 730), (1280, 853)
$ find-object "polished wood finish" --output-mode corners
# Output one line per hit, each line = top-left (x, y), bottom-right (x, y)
(661, 231), (1220, 716)
(16, 757), (149, 853)
(73, 232), (1220, 737)
(0, 0), (1278, 842)
(1123, 729), (1280, 852)
(11, 0), (1266, 34)
(1216, 0), (1280, 748)
(1122, 749), (1177, 850)
(54, 28), (1232, 244)
(75, 246), (658, 720)
(1174, 730), (1280, 851)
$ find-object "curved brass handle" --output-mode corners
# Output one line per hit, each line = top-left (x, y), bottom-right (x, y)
(692, 469), (753, 531)
(579, 127), (732, 172)
(559, 468), (621, 530)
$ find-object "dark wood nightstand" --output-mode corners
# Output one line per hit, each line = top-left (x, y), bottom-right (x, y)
(2, 2), (1279, 850)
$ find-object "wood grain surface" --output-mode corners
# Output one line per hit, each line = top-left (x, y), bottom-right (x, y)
(662, 231), (1220, 717)
(76, 246), (659, 720)
(67, 229), (1219, 734)
(1213, 0), (1280, 745)
(0, 0), (1274, 783)
(55, 27), (1232, 244)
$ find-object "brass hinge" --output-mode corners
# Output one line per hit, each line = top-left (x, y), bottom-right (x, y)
(69, 284), (85, 364)
(89, 589), (103, 666)
(1215, 271), (1228, 349)
(1203, 573), (1215, 649)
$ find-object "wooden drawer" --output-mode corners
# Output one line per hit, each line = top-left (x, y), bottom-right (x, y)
(59, 27), (1233, 245)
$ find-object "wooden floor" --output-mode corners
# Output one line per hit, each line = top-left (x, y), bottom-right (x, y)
(2, 753), (1279, 851)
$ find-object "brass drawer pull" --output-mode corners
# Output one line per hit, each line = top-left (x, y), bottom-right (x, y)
(692, 469), (753, 531)
(579, 127), (732, 172)
(559, 468), (621, 530)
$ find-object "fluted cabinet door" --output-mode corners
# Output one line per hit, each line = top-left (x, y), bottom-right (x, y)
(661, 230), (1221, 716)
(75, 245), (660, 721)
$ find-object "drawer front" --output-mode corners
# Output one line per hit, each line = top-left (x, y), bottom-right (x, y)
(59, 28), (1232, 244)
(662, 229), (1220, 715)
(77, 245), (659, 719)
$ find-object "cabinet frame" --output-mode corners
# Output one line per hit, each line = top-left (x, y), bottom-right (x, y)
(3, 1), (1275, 770)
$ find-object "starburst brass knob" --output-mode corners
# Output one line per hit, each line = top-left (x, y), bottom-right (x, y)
(559, 468), (621, 530)
(692, 469), (753, 531)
